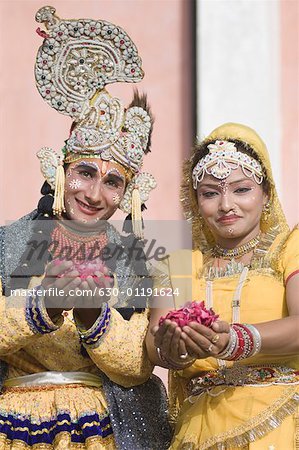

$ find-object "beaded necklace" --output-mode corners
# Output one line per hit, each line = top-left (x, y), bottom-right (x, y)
(50, 222), (108, 262)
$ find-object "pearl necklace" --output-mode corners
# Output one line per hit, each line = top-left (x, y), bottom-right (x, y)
(212, 234), (260, 260)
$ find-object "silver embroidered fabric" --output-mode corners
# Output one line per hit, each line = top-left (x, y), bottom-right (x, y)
(102, 373), (172, 449)
(0, 210), (37, 292)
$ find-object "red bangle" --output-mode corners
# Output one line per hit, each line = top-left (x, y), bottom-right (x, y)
(286, 269), (299, 285)
(231, 323), (255, 361)
(230, 325), (245, 360)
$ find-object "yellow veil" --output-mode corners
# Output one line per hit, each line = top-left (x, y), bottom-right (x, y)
(181, 122), (289, 250)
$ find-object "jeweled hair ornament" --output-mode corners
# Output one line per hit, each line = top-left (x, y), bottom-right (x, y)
(35, 6), (156, 237)
(192, 140), (263, 189)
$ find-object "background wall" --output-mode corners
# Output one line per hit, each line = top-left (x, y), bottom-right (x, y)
(196, 0), (299, 227)
(280, 0), (299, 228)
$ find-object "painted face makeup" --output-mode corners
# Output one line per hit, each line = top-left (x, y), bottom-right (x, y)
(73, 161), (100, 172)
(218, 180), (228, 194)
(69, 179), (82, 190)
(64, 158), (126, 226)
(196, 166), (268, 247)
(112, 193), (121, 205)
(107, 168), (124, 179)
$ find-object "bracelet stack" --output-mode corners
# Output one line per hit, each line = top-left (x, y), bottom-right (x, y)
(217, 323), (262, 361)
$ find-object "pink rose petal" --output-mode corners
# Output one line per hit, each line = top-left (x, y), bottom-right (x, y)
(159, 301), (219, 328)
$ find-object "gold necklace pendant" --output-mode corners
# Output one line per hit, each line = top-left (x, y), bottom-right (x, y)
(212, 233), (261, 260)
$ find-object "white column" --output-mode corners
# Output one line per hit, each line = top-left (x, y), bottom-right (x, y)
(196, 0), (281, 193)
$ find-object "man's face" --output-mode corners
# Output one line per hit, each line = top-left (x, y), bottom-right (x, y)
(64, 158), (126, 225)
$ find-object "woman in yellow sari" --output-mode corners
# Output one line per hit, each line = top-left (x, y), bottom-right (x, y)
(147, 122), (299, 449)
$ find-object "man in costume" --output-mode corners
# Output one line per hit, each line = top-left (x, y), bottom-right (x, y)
(0, 6), (171, 449)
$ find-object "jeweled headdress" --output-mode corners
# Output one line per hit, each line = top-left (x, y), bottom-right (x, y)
(35, 6), (156, 237)
(192, 140), (263, 188)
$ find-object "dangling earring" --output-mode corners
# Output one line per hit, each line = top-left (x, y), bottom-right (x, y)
(198, 214), (204, 230)
(262, 201), (271, 222)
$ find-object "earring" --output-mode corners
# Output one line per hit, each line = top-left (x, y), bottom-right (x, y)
(198, 214), (204, 230)
(262, 201), (271, 222)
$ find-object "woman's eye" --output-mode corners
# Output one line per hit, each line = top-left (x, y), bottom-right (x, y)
(235, 187), (251, 193)
(202, 191), (218, 198)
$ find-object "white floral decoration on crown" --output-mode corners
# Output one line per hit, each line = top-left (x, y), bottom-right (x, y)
(192, 140), (263, 189)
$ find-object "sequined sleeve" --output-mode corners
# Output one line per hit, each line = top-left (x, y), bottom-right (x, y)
(83, 308), (153, 388)
(0, 290), (63, 356)
(150, 260), (172, 290)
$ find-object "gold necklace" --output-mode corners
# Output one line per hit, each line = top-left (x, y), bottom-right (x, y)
(212, 233), (260, 260)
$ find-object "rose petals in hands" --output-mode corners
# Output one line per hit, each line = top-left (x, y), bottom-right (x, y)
(52, 258), (110, 284)
(159, 301), (219, 328)
(74, 258), (107, 280)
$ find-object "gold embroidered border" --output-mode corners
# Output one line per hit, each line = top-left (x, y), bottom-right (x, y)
(0, 431), (115, 449)
(3, 384), (88, 393)
(295, 410), (299, 450)
(190, 386), (299, 449)
(0, 417), (111, 437)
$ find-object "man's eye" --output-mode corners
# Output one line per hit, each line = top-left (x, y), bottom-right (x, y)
(106, 179), (118, 187)
(79, 170), (92, 178)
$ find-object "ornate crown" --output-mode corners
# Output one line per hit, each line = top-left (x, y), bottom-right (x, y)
(35, 5), (144, 114)
(35, 6), (156, 236)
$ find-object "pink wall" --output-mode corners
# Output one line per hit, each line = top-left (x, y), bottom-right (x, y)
(280, 0), (299, 228)
(3, 1), (296, 229)
(0, 0), (194, 224)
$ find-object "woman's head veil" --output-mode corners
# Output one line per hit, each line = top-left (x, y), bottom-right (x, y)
(181, 122), (289, 250)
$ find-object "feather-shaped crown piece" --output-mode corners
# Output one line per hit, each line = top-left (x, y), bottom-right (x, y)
(35, 5), (144, 116)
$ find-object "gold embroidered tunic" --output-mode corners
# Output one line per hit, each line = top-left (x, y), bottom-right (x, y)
(0, 274), (152, 449)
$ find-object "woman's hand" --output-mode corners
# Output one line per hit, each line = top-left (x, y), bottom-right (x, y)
(181, 320), (230, 358)
(151, 320), (193, 367)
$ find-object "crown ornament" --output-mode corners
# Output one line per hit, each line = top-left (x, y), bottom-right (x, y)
(35, 6), (156, 237)
(35, 6), (144, 117)
(192, 140), (263, 189)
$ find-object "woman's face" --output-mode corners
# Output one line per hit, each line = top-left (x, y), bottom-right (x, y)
(64, 158), (126, 225)
(196, 166), (268, 245)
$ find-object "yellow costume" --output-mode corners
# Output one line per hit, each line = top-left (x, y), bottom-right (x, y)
(0, 273), (152, 449)
(164, 123), (299, 449)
